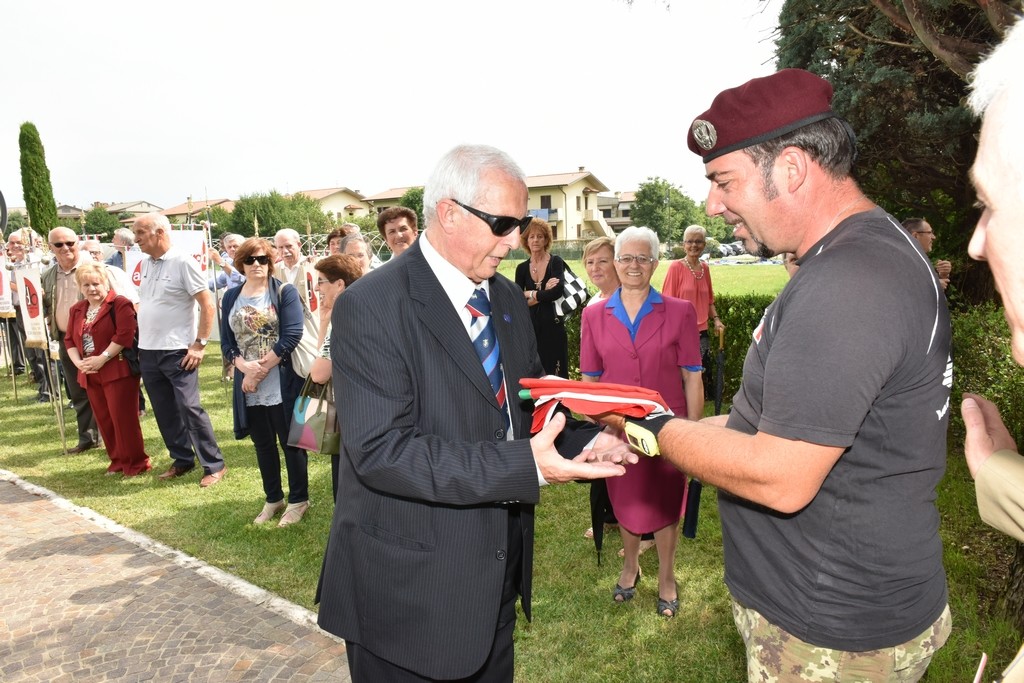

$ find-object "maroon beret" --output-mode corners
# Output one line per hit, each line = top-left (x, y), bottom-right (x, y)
(687, 68), (836, 163)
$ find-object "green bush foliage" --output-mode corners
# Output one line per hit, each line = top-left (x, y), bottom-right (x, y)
(563, 292), (775, 402)
(565, 293), (1024, 442)
(950, 302), (1024, 442)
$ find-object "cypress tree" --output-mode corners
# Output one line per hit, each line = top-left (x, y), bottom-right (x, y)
(18, 122), (59, 231)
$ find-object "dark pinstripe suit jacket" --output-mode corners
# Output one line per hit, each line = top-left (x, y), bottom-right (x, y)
(316, 239), (593, 679)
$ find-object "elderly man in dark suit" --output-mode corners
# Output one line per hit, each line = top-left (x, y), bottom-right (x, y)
(317, 144), (633, 682)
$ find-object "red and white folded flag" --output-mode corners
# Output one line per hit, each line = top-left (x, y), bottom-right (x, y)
(518, 375), (674, 434)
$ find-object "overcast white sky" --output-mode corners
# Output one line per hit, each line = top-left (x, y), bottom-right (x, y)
(1, 0), (780, 214)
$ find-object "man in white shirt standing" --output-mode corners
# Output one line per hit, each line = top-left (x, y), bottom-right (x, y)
(132, 213), (226, 487)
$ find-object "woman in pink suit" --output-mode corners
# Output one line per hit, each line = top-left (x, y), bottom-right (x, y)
(580, 226), (704, 618)
(65, 262), (151, 477)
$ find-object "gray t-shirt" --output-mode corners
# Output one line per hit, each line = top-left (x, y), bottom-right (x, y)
(138, 247), (206, 350)
(722, 208), (951, 651)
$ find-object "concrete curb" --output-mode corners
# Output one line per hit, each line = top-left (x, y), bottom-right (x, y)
(0, 468), (341, 644)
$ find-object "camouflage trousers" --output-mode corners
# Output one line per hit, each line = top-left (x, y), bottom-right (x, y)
(731, 601), (951, 683)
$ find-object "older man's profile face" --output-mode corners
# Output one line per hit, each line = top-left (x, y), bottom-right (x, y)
(969, 92), (1024, 364)
(910, 221), (936, 254)
(133, 220), (161, 257)
(446, 169), (527, 283)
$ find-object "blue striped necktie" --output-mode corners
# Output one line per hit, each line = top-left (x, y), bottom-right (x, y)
(467, 288), (509, 432)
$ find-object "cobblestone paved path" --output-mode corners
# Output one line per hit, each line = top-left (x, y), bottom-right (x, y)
(0, 475), (350, 682)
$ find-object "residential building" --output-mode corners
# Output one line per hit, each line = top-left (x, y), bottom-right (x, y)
(363, 187), (417, 215)
(526, 167), (613, 240)
(56, 204), (86, 224)
(596, 191), (635, 232)
(102, 200), (163, 223)
(161, 198), (236, 225)
(292, 187), (370, 220)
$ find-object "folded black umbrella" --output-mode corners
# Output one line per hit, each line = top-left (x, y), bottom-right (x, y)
(714, 327), (726, 416)
(589, 480), (614, 565)
(685, 329), (726, 540)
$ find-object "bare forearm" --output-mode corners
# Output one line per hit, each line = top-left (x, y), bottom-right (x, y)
(683, 371), (703, 422)
(194, 290), (216, 339)
(196, 304), (215, 339)
(656, 419), (840, 513)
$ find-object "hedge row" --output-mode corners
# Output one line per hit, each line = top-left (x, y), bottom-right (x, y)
(561, 295), (1024, 440)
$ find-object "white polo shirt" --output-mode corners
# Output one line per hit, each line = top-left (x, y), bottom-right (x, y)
(138, 247), (206, 351)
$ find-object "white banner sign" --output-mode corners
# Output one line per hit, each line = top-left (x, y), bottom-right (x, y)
(16, 264), (47, 349)
(170, 230), (208, 274)
(0, 256), (13, 318)
(125, 250), (146, 291)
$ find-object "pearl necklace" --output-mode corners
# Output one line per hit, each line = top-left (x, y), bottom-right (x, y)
(684, 259), (703, 280)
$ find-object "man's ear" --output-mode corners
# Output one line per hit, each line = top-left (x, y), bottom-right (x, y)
(434, 199), (458, 233)
(779, 146), (809, 193)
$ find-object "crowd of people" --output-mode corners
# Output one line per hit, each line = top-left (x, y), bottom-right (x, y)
(1, 215), (392, 525)
(3, 19), (1024, 681)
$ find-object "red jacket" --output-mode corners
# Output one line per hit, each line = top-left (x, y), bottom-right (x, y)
(65, 291), (138, 388)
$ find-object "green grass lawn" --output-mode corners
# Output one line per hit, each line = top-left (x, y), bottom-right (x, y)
(0, 262), (1019, 681)
(498, 258), (791, 298)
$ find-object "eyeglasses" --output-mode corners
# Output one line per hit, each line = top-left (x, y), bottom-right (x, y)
(317, 278), (337, 286)
(451, 199), (532, 237)
(242, 255), (271, 265)
(616, 255), (654, 265)
(50, 241), (77, 249)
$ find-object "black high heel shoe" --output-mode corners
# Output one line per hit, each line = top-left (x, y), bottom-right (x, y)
(657, 582), (679, 617)
(612, 569), (641, 603)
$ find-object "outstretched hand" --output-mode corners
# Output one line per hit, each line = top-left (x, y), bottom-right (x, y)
(530, 413), (630, 484)
(962, 393), (1017, 478)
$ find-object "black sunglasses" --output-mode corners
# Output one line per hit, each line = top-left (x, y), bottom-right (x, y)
(243, 255), (271, 265)
(50, 241), (76, 249)
(451, 199), (532, 237)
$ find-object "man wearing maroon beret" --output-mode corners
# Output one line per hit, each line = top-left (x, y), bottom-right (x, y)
(601, 69), (952, 680)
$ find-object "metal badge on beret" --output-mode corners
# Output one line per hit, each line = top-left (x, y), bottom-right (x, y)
(691, 120), (717, 151)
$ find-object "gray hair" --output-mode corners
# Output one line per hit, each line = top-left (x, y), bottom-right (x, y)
(422, 144), (526, 229)
(274, 228), (301, 243)
(220, 232), (243, 248)
(615, 226), (660, 259)
(969, 18), (1024, 115)
(340, 222), (361, 233)
(135, 212), (171, 232)
(339, 233), (369, 252)
(112, 227), (135, 246)
(683, 224), (707, 239)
